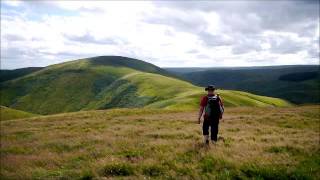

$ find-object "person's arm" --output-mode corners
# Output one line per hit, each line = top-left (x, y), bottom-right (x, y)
(198, 96), (206, 124)
(198, 106), (204, 124)
(219, 96), (224, 120)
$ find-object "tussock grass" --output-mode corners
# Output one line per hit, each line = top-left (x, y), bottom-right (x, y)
(0, 105), (319, 179)
(142, 164), (166, 176)
(102, 163), (135, 176)
(266, 145), (303, 155)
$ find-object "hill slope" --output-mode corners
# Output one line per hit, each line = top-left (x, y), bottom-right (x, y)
(0, 67), (43, 83)
(166, 65), (320, 104)
(1, 106), (319, 179)
(0, 56), (291, 115)
(0, 106), (38, 121)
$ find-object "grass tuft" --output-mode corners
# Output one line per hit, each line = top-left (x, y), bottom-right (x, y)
(199, 156), (217, 173)
(240, 163), (317, 180)
(142, 165), (166, 176)
(266, 145), (303, 155)
(79, 170), (94, 180)
(102, 163), (135, 176)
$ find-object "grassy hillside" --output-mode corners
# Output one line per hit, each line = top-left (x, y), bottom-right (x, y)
(1, 106), (319, 179)
(0, 106), (38, 121)
(0, 67), (43, 83)
(0, 56), (291, 115)
(167, 65), (320, 104)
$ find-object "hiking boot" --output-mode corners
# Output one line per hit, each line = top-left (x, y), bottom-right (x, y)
(205, 139), (209, 145)
(204, 135), (209, 145)
(211, 140), (217, 145)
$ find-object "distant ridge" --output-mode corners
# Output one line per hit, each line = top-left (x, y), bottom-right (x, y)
(0, 56), (291, 115)
(166, 65), (320, 104)
(89, 56), (175, 77)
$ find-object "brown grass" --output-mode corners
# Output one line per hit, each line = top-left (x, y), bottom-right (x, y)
(1, 105), (319, 179)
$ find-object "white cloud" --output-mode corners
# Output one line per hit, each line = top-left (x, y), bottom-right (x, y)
(2, 0), (23, 7)
(0, 0), (319, 69)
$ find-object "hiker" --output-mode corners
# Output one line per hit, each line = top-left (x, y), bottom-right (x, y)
(197, 85), (224, 145)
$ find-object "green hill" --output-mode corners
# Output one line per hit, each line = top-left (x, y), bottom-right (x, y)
(0, 67), (43, 83)
(166, 65), (320, 104)
(0, 56), (291, 115)
(0, 106), (38, 121)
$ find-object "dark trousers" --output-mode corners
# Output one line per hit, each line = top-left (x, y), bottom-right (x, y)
(203, 116), (220, 141)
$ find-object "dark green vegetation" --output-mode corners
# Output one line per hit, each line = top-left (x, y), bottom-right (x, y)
(166, 65), (320, 104)
(1, 106), (319, 179)
(279, 71), (318, 82)
(0, 56), (291, 115)
(0, 67), (43, 82)
(0, 106), (38, 121)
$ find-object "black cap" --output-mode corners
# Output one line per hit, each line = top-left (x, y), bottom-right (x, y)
(205, 85), (216, 91)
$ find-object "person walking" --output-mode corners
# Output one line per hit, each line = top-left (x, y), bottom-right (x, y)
(197, 85), (224, 145)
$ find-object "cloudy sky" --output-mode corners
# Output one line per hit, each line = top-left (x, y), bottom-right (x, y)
(1, 0), (319, 69)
